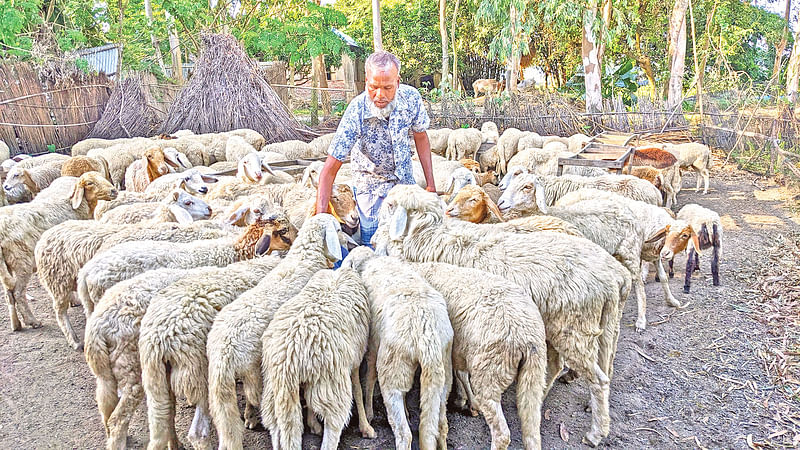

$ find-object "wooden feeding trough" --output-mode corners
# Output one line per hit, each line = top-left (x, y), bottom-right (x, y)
(208, 156), (331, 177)
(557, 132), (639, 176)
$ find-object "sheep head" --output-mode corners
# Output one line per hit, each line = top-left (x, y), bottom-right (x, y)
(658, 221), (701, 261)
(339, 245), (376, 272)
(498, 165), (528, 190)
(291, 213), (342, 265)
(445, 184), (504, 223)
(165, 189), (212, 224)
(251, 213), (298, 257)
(162, 147), (192, 171)
(237, 153), (275, 184)
(176, 169), (217, 196)
(497, 173), (544, 214)
(3, 167), (38, 203)
(330, 184), (360, 234)
(143, 147), (170, 181)
(301, 161), (324, 188)
(71, 171), (118, 217)
(381, 184), (443, 243)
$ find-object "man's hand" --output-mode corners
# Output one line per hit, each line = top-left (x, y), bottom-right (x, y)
(425, 185), (436, 193)
(413, 130), (436, 193)
(315, 156), (343, 215)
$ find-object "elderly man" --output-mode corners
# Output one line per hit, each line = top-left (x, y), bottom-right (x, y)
(314, 50), (436, 245)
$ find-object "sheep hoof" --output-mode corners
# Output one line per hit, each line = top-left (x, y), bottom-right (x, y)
(582, 431), (603, 447)
(307, 418), (322, 436)
(469, 407), (479, 417)
(713, 281), (720, 286)
(27, 319), (42, 329)
(10, 318), (22, 332)
(244, 416), (260, 430)
(666, 296), (681, 308)
(635, 318), (647, 331)
(558, 369), (580, 384)
(683, 286), (691, 294)
(361, 425), (376, 439)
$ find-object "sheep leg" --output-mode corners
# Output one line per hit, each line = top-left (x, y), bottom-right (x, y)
(106, 367), (145, 450)
(351, 366), (376, 438)
(582, 363), (611, 448)
(711, 228), (721, 286)
(543, 343), (562, 398)
(143, 360), (180, 450)
(470, 359), (517, 450)
(453, 374), (467, 410)
(96, 376), (119, 437)
(455, 370), (478, 416)
(53, 293), (82, 350)
(4, 286), (22, 331)
(379, 348), (415, 450)
(187, 402), (213, 450)
(12, 273), (40, 329)
(684, 247), (696, 293)
(656, 258), (681, 307)
(694, 251), (700, 272)
(633, 272), (648, 331)
(478, 399), (511, 450)
(668, 258), (675, 278)
(383, 389), (412, 450)
(437, 344), (453, 450)
(310, 375), (351, 450)
(701, 168), (710, 194)
(640, 262), (650, 283)
(242, 365), (263, 430)
(364, 343), (378, 422)
(304, 388), (323, 435)
(70, 291), (80, 307)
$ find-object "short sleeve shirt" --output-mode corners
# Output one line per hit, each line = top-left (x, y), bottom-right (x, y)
(328, 84), (430, 197)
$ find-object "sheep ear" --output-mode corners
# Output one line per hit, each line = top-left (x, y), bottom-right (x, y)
(691, 230), (702, 255)
(70, 182), (85, 210)
(388, 207), (408, 240)
(225, 205), (250, 226)
(169, 204), (194, 224)
(485, 193), (506, 222)
(374, 242), (389, 256)
(172, 190), (180, 201)
(645, 226), (667, 243)
(177, 153), (191, 168)
(301, 169), (312, 187)
(201, 174), (219, 183)
(324, 219), (343, 261)
(262, 162), (276, 176)
(340, 231), (359, 251)
(444, 176), (454, 196)
(533, 180), (548, 213)
(255, 234), (272, 256)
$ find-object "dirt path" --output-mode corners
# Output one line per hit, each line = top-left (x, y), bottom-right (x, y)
(1, 156), (798, 449)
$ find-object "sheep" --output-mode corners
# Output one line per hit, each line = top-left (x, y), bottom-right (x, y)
(496, 128), (527, 175)
(162, 147), (193, 171)
(663, 142), (712, 194)
(479, 144), (500, 172)
(72, 137), (152, 156)
(300, 160), (353, 188)
(262, 140), (318, 160)
(225, 135), (259, 162)
(237, 152), (294, 185)
(629, 165), (682, 208)
(567, 133), (591, 152)
(137, 252), (286, 450)
(0, 140), (9, 162)
(412, 261), (547, 450)
(631, 146), (678, 169)
(446, 128), (482, 161)
(259, 268), (373, 450)
(659, 203), (723, 292)
(309, 132), (336, 156)
(88, 145), (137, 189)
(373, 185), (631, 447)
(556, 188), (683, 329)
(3, 156), (68, 203)
(206, 214), (343, 450)
(427, 128), (453, 156)
(61, 155), (112, 181)
(413, 158), (466, 191)
(341, 248), (452, 450)
(1, 172), (117, 331)
(498, 173), (663, 212)
(36, 221), (231, 350)
(480, 121), (499, 144)
(76, 216), (275, 314)
(124, 146), (175, 192)
(517, 132), (544, 151)
(98, 189), (212, 225)
(143, 168), (220, 197)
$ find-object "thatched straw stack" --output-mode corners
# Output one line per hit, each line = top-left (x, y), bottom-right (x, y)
(87, 75), (161, 139)
(160, 33), (313, 143)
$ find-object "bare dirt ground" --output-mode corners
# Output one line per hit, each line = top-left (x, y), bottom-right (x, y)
(1, 152), (799, 449)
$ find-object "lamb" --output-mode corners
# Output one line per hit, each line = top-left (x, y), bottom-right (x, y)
(496, 128), (528, 175)
(143, 168), (220, 197)
(262, 139), (318, 160)
(36, 220), (231, 350)
(446, 128), (483, 161)
(412, 261), (547, 450)
(1, 172), (117, 331)
(629, 165), (682, 208)
(3, 156), (69, 203)
(61, 155), (112, 181)
(98, 189), (212, 225)
(479, 145), (500, 171)
(498, 173), (663, 211)
(0, 140), (9, 162)
(373, 185), (631, 447)
(138, 251), (287, 450)
(427, 128), (453, 156)
(237, 152), (294, 185)
(659, 203), (723, 292)
(206, 214), (343, 450)
(124, 146), (175, 192)
(663, 142), (712, 194)
(260, 268), (373, 450)
(76, 216), (274, 314)
(480, 121), (499, 144)
(341, 248), (452, 450)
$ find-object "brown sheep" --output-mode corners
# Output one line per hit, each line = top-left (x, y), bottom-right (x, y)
(61, 156), (111, 181)
(124, 146), (173, 192)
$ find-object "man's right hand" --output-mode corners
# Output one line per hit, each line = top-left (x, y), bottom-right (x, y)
(314, 156), (344, 215)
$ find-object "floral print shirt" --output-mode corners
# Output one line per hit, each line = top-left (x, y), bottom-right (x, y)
(328, 84), (430, 197)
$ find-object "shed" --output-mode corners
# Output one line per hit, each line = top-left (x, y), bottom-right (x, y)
(330, 28), (365, 102)
(71, 44), (121, 79)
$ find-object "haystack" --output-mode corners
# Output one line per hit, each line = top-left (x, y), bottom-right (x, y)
(87, 75), (161, 138)
(160, 33), (313, 143)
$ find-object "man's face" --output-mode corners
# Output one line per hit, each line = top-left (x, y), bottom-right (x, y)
(366, 65), (399, 109)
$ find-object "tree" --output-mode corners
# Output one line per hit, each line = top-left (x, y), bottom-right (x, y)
(773, 0), (791, 80)
(787, 28), (800, 103)
(582, 0), (602, 112)
(372, 0), (382, 50)
(476, 0), (531, 92)
(439, 0), (449, 88)
(143, 0), (166, 73)
(666, 0), (688, 109)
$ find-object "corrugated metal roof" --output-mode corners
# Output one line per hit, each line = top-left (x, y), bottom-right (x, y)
(331, 28), (361, 49)
(71, 44), (121, 77)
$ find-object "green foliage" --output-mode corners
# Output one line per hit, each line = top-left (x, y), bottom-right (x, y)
(564, 58), (641, 105)
(0, 0), (42, 57)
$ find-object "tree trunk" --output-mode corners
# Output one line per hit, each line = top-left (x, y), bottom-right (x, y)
(597, 0), (612, 71)
(773, 0), (791, 80)
(313, 54), (331, 116)
(786, 29), (800, 103)
(666, 0), (689, 110)
(439, 0), (449, 89)
(582, 0), (602, 113)
(688, 0), (702, 117)
(372, 0), (383, 51)
(164, 10), (184, 83)
(144, 0), (166, 73)
(507, 1), (518, 92)
(451, 0), (460, 91)
(116, 0), (125, 78)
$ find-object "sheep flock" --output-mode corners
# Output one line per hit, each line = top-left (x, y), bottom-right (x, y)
(0, 124), (723, 449)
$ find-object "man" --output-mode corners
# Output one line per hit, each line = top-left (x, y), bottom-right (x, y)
(314, 51), (436, 246)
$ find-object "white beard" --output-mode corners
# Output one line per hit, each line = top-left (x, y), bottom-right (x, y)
(368, 98), (397, 119)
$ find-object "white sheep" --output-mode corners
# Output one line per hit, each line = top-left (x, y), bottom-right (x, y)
(427, 128), (453, 156)
(0, 172), (117, 331)
(36, 220), (231, 350)
(517, 132), (543, 151)
(137, 252), (287, 450)
(661, 203), (723, 292)
(143, 168), (220, 197)
(300, 160), (352, 187)
(206, 214), (343, 450)
(446, 128), (482, 161)
(412, 261), (547, 450)
(309, 132), (336, 156)
(260, 268), (373, 450)
(98, 189), (212, 225)
(76, 217), (274, 315)
(341, 248), (452, 450)
(0, 140), (9, 162)
(124, 146), (174, 192)
(479, 144), (500, 172)
(87, 145), (137, 189)
(374, 185), (631, 447)
(262, 139), (318, 160)
(225, 135), (259, 162)
(237, 152), (294, 185)
(480, 121), (499, 144)
(496, 128), (527, 175)
(3, 155), (69, 203)
(664, 142), (712, 194)
(413, 158), (466, 191)
(162, 146), (193, 171)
